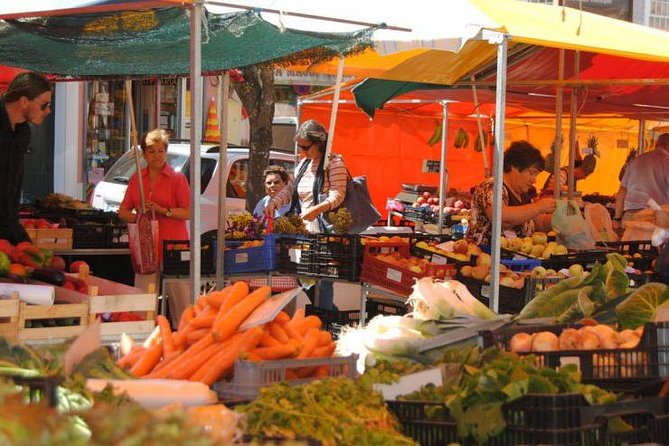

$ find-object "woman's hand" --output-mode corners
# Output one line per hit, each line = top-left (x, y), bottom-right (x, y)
(145, 199), (167, 215)
(535, 197), (557, 214)
(300, 206), (320, 222)
(264, 202), (277, 219)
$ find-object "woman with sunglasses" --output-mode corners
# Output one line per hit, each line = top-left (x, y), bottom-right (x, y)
(253, 165), (291, 220)
(266, 119), (348, 310)
(0, 72), (52, 244)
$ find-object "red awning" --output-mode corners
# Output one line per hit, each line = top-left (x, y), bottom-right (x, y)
(0, 66), (27, 92)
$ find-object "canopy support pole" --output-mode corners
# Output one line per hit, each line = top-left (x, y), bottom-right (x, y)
(296, 99), (303, 158)
(437, 101), (449, 233)
(216, 72), (230, 290)
(155, 81), (161, 130)
(554, 49), (565, 200)
(568, 51), (581, 200)
(638, 120), (646, 154)
(324, 56), (345, 168)
(471, 75), (490, 178)
(189, 0), (204, 303)
(489, 33), (508, 314)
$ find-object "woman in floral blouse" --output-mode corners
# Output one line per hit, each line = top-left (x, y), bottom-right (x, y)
(468, 141), (556, 245)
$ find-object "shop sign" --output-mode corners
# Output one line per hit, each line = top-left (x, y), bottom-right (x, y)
(141, 78), (179, 86)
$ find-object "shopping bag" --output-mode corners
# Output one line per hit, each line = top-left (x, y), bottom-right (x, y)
(128, 213), (160, 274)
(321, 173), (381, 234)
(584, 202), (618, 242)
(551, 199), (596, 250)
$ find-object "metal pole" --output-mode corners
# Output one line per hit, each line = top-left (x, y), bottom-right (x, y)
(216, 73), (230, 289)
(189, 0), (204, 304)
(638, 120), (646, 154)
(155, 80), (161, 129)
(471, 75), (490, 177)
(437, 101), (449, 233)
(324, 56), (345, 169)
(489, 34), (508, 314)
(567, 51), (580, 200)
(554, 49), (565, 200)
(295, 99), (302, 159)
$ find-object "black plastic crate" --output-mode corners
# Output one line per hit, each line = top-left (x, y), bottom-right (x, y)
(71, 221), (107, 248)
(276, 234), (362, 281)
(455, 273), (532, 314)
(596, 240), (658, 272)
(366, 298), (409, 319)
(4, 374), (60, 407)
(480, 322), (669, 394)
(242, 436), (322, 445)
(162, 239), (216, 276)
(106, 223), (129, 248)
(304, 304), (360, 339)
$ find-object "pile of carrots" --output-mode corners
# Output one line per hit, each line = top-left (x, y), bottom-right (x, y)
(116, 281), (337, 386)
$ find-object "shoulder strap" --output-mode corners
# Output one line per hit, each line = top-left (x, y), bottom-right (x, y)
(289, 159), (311, 215)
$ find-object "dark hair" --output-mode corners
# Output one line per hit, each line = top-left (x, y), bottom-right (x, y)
(4, 72), (51, 102)
(657, 133), (669, 148)
(503, 140), (545, 173)
(574, 159), (583, 169)
(296, 119), (328, 154)
(263, 165), (289, 183)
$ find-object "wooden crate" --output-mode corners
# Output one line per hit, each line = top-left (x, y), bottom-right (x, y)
(25, 228), (73, 250)
(0, 296), (19, 341)
(18, 301), (89, 342)
(84, 275), (157, 341)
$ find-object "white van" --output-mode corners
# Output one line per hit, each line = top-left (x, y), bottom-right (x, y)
(90, 142), (296, 234)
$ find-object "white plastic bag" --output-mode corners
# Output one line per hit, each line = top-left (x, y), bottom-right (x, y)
(551, 200), (596, 250)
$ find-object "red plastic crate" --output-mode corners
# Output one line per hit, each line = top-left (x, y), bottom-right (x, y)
(359, 242), (456, 296)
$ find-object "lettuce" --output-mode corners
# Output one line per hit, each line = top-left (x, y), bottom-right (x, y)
(616, 283), (669, 329)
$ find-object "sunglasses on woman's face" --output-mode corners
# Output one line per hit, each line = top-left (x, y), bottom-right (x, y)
(297, 142), (314, 151)
(265, 179), (283, 185)
(37, 101), (50, 111)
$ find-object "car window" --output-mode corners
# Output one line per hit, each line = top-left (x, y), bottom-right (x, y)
(104, 151), (187, 185)
(181, 157), (217, 194)
(269, 158), (295, 179)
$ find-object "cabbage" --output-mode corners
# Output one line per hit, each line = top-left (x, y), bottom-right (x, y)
(615, 283), (669, 329)
(408, 278), (497, 321)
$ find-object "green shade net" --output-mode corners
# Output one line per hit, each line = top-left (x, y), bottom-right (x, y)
(352, 78), (446, 118)
(0, 8), (373, 78)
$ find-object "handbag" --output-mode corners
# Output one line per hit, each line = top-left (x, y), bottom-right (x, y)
(128, 212), (160, 274)
(319, 169), (381, 234)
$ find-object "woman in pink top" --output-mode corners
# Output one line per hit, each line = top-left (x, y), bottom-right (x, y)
(118, 129), (191, 260)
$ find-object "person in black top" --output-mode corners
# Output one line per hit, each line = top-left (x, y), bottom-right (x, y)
(0, 72), (52, 244)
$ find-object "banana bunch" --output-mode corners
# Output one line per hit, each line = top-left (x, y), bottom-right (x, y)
(427, 121), (443, 146)
(453, 128), (469, 149)
(474, 131), (489, 152)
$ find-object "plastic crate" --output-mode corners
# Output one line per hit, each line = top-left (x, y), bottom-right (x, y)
(106, 223), (129, 248)
(501, 257), (542, 271)
(387, 394), (604, 446)
(597, 240), (658, 272)
(480, 322), (669, 394)
(248, 276), (300, 293)
(402, 205), (439, 224)
(162, 239), (216, 276)
(455, 274), (532, 314)
(213, 354), (358, 400)
(501, 247), (610, 271)
(71, 221), (107, 248)
(305, 305), (360, 339)
(366, 298), (409, 319)
(3, 375), (60, 408)
(224, 235), (277, 274)
(242, 436), (322, 446)
(359, 242), (456, 296)
(276, 234), (362, 281)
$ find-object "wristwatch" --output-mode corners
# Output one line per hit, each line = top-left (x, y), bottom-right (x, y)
(165, 208), (172, 218)
(613, 216), (622, 221)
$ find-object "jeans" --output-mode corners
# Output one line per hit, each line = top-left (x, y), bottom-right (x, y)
(305, 279), (337, 310)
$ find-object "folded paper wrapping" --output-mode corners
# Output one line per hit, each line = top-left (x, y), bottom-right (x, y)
(85, 378), (217, 409)
(0, 283), (55, 306)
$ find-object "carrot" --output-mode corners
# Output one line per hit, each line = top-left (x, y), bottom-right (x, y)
(216, 281), (250, 317)
(245, 351), (263, 361)
(156, 315), (176, 356)
(291, 315), (322, 335)
(117, 347), (145, 368)
(195, 327), (264, 386)
(285, 369), (299, 380)
(268, 322), (290, 343)
(167, 341), (227, 380)
(297, 328), (321, 359)
(312, 341), (336, 358)
(204, 289), (230, 308)
(146, 350), (182, 375)
(165, 332), (216, 376)
(173, 323), (197, 349)
(142, 326), (161, 348)
(290, 307), (305, 325)
(274, 311), (291, 324)
(189, 313), (216, 329)
(313, 365), (330, 378)
(130, 343), (163, 377)
(253, 344), (299, 360)
(211, 286), (270, 342)
(283, 323), (304, 343)
(317, 330), (333, 347)
(258, 332), (282, 348)
(186, 327), (210, 345)
(177, 306), (195, 331)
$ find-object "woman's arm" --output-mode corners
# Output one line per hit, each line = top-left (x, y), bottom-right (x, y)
(118, 176), (138, 223)
(485, 198), (556, 226)
(118, 207), (137, 223)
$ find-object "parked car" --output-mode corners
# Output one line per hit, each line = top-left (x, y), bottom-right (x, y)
(90, 142), (296, 234)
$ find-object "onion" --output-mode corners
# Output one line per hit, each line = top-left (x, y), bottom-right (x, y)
(558, 328), (581, 350)
(618, 329), (640, 346)
(531, 331), (559, 352)
(578, 331), (600, 350)
(509, 332), (534, 352)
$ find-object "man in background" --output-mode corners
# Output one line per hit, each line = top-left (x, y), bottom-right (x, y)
(614, 133), (669, 226)
(0, 72), (52, 243)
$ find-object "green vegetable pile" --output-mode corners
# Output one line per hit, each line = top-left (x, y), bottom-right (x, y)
(400, 349), (619, 445)
(517, 253), (669, 328)
(238, 377), (418, 446)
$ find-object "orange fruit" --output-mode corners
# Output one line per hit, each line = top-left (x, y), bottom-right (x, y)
(9, 263), (26, 277)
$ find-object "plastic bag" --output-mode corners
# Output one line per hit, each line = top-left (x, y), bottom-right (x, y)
(128, 213), (160, 274)
(584, 202), (618, 242)
(551, 199), (596, 250)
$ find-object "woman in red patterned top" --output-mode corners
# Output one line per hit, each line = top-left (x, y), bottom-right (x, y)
(468, 141), (556, 246)
(118, 129), (191, 261)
